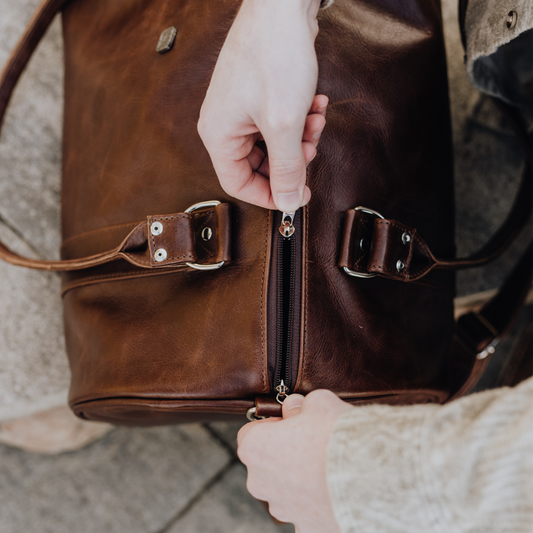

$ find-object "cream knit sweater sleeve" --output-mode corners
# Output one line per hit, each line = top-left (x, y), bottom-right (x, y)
(327, 377), (533, 533)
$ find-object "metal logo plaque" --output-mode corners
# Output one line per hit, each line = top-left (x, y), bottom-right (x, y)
(156, 27), (178, 54)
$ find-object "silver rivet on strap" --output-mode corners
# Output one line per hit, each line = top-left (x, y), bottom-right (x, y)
(401, 232), (411, 245)
(151, 222), (163, 236)
(154, 249), (167, 262)
(359, 238), (370, 252)
(396, 260), (405, 272)
(506, 11), (517, 29)
(201, 227), (212, 241)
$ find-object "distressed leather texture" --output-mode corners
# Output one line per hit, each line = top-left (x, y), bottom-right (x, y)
(7, 0), (527, 425)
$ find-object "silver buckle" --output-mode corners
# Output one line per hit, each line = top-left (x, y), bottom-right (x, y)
(246, 407), (266, 422)
(343, 206), (384, 279)
(184, 200), (225, 271)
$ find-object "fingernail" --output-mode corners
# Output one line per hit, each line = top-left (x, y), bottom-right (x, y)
(318, 104), (328, 109)
(287, 403), (303, 411)
(276, 191), (302, 212)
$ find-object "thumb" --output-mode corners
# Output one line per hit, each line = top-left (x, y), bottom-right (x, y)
(263, 129), (310, 213)
(282, 394), (305, 419)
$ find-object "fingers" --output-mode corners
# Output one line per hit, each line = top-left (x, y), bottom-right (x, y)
(262, 95), (327, 212)
(282, 394), (305, 419)
(303, 113), (326, 150)
(262, 125), (308, 213)
(310, 94), (329, 116)
(237, 416), (280, 449)
(202, 95), (328, 211)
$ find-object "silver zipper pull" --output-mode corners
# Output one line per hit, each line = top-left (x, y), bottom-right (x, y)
(279, 212), (295, 238)
(275, 380), (289, 404)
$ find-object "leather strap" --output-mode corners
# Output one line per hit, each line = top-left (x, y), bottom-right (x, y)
(447, 241), (533, 400)
(0, 0), (231, 272)
(339, 150), (531, 281)
(0, 203), (231, 271)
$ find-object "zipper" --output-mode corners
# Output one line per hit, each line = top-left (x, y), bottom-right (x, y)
(273, 211), (297, 404)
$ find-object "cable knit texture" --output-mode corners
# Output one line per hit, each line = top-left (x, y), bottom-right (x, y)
(327, 377), (533, 532)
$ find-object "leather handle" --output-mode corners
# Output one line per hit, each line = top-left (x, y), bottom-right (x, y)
(0, 0), (233, 272)
(339, 112), (531, 281)
(0, 203), (231, 271)
(0, 0), (79, 270)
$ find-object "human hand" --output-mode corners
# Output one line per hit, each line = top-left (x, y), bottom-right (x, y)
(198, 0), (328, 213)
(237, 390), (352, 532)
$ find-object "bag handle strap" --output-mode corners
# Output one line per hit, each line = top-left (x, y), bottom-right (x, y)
(448, 241), (533, 400)
(0, 0), (232, 272)
(338, 112), (531, 282)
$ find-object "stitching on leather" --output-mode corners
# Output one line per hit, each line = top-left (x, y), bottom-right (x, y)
(61, 222), (139, 250)
(302, 205), (309, 390)
(61, 267), (182, 297)
(372, 221), (433, 280)
(61, 265), (183, 297)
(260, 211), (269, 394)
(150, 214), (195, 262)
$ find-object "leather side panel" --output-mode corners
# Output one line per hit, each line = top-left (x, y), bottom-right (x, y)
(298, 0), (456, 396)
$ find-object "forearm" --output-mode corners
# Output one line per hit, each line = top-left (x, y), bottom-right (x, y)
(328, 378), (533, 533)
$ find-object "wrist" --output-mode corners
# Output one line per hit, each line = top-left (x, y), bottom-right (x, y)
(240, 0), (322, 24)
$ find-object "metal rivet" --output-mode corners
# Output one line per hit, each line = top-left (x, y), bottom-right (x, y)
(151, 222), (163, 236)
(359, 238), (370, 252)
(506, 11), (517, 29)
(201, 227), (213, 241)
(401, 232), (411, 245)
(154, 249), (167, 262)
(156, 26), (178, 54)
(396, 260), (405, 272)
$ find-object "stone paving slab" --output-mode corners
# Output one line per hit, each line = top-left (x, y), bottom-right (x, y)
(0, 424), (230, 533)
(169, 463), (295, 533)
(0, 221), (68, 422)
(0, 3), (63, 261)
(207, 421), (246, 454)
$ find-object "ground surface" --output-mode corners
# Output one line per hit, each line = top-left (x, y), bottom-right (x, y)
(0, 0), (530, 531)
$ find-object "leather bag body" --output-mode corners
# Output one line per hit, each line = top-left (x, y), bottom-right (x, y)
(1, 0), (529, 425)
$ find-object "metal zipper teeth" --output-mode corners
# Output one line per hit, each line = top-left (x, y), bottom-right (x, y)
(274, 212), (296, 402)
(273, 230), (285, 390)
(285, 234), (296, 389)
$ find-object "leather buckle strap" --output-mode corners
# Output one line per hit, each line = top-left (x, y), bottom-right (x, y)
(0, 201), (231, 272)
(184, 201), (227, 271)
(338, 207), (385, 279)
(338, 207), (437, 281)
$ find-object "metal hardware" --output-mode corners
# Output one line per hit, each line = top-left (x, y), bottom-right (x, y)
(359, 238), (370, 252)
(201, 227), (212, 241)
(151, 222), (163, 236)
(275, 380), (289, 405)
(246, 407), (266, 422)
(279, 212), (295, 238)
(477, 342), (497, 360)
(184, 201), (225, 271)
(401, 232), (411, 245)
(506, 11), (517, 29)
(396, 260), (405, 272)
(154, 248), (167, 262)
(343, 206), (384, 279)
(156, 26), (178, 54)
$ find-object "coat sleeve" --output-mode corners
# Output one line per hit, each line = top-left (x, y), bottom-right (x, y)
(327, 377), (533, 533)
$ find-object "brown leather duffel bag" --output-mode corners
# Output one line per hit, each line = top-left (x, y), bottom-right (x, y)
(0, 0), (531, 425)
